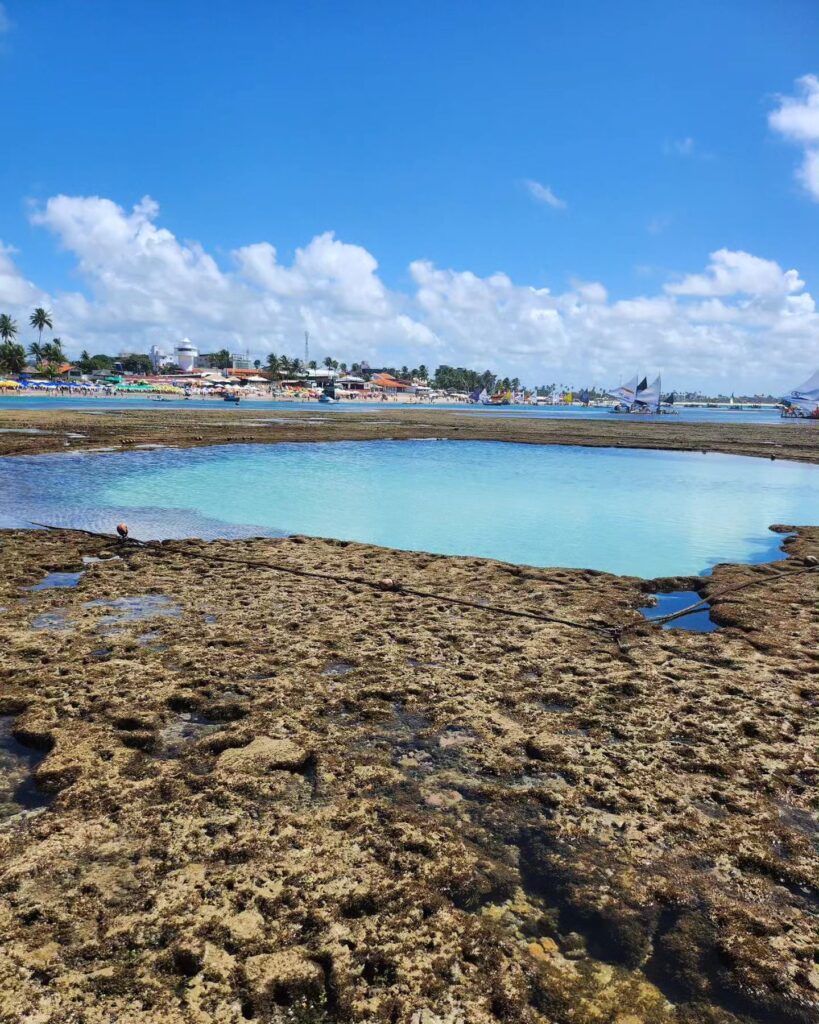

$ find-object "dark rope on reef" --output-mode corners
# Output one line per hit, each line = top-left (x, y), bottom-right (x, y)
(27, 522), (819, 642)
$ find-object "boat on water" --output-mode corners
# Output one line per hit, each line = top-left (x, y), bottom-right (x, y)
(223, 393), (240, 404)
(608, 373), (676, 415)
(319, 385), (338, 403)
(781, 369), (819, 419)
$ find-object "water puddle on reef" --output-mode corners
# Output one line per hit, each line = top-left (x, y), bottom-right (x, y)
(155, 712), (225, 759)
(85, 594), (182, 633)
(322, 660), (357, 677)
(30, 609), (72, 631)
(0, 717), (50, 819)
(639, 591), (717, 632)
(28, 571), (84, 591)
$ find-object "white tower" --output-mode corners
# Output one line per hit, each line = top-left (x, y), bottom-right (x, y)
(175, 339), (198, 372)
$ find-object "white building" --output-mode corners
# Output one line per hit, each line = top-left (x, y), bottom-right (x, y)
(149, 345), (173, 370)
(175, 339), (199, 372)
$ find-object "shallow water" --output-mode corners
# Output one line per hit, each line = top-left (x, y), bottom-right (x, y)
(1, 440), (817, 576)
(0, 394), (794, 424)
(0, 717), (50, 818)
(639, 591), (717, 632)
(29, 571), (84, 591)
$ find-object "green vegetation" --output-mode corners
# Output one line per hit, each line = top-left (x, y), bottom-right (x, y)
(28, 307), (53, 353)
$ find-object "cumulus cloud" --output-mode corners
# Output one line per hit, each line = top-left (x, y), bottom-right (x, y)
(769, 74), (819, 200)
(665, 249), (804, 298)
(0, 193), (816, 392)
(524, 180), (567, 210)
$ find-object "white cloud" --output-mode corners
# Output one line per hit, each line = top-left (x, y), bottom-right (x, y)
(665, 248), (804, 298)
(769, 74), (819, 201)
(0, 193), (816, 392)
(524, 180), (567, 210)
(0, 243), (41, 306)
(664, 137), (696, 157)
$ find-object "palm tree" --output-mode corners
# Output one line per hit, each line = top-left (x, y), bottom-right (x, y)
(266, 353), (281, 375)
(0, 342), (26, 375)
(323, 356), (334, 369)
(28, 341), (45, 365)
(0, 314), (19, 345)
(43, 339), (65, 366)
(29, 307), (53, 351)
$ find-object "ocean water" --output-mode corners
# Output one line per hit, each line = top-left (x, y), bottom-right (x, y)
(0, 393), (794, 424)
(1, 440), (816, 577)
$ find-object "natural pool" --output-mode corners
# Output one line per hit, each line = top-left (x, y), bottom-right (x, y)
(1, 440), (817, 577)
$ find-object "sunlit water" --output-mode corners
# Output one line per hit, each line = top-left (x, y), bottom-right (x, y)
(1, 440), (817, 577)
(0, 394), (794, 424)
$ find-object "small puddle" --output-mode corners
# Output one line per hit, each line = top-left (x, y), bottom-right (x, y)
(0, 427), (52, 434)
(82, 554), (121, 565)
(85, 595), (182, 632)
(322, 660), (356, 677)
(28, 571), (84, 591)
(639, 591), (717, 632)
(0, 717), (50, 819)
(31, 609), (72, 631)
(156, 713), (225, 759)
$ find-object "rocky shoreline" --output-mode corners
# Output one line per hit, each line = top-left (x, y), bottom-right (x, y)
(1, 405), (818, 464)
(1, 520), (817, 1023)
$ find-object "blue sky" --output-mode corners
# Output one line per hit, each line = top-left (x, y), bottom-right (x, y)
(1, 0), (818, 390)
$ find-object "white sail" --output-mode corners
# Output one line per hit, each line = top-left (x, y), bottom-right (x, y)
(479, 388), (489, 404)
(607, 374), (638, 405)
(634, 374), (661, 408)
(785, 368), (819, 415)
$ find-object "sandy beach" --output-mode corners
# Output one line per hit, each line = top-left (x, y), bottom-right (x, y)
(0, 410), (816, 1023)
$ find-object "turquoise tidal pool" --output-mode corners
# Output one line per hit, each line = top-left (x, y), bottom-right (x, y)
(1, 440), (816, 577)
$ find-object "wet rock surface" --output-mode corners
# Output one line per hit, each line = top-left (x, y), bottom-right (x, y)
(1, 404), (819, 464)
(0, 526), (817, 1023)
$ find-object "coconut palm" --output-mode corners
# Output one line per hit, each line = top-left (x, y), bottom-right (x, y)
(0, 341), (26, 375)
(0, 313), (19, 345)
(28, 341), (46, 365)
(29, 307), (53, 351)
(43, 339), (65, 366)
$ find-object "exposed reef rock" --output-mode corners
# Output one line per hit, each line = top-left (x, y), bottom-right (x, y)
(0, 525), (817, 1023)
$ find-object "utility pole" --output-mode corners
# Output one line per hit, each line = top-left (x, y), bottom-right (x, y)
(304, 331), (310, 366)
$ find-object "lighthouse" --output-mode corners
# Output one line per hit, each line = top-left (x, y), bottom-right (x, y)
(174, 339), (198, 372)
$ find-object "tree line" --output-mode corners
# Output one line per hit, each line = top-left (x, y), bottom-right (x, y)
(0, 308), (66, 375)
(1, 318), (574, 395)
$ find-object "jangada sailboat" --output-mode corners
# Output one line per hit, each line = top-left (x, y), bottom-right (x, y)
(608, 373), (672, 415)
(782, 369), (819, 419)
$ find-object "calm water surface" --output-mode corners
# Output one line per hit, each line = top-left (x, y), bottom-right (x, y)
(0, 394), (793, 424)
(1, 440), (816, 576)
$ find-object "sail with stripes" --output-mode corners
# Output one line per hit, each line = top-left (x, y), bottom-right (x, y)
(607, 374), (638, 406)
(786, 369), (819, 416)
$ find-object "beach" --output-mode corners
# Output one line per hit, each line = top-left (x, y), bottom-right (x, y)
(0, 410), (817, 1023)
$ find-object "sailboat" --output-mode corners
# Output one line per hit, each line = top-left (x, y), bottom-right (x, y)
(608, 374), (639, 413)
(608, 373), (673, 414)
(782, 369), (819, 418)
(632, 374), (662, 414)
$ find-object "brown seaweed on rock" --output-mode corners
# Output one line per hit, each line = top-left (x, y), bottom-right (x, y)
(0, 523), (817, 1023)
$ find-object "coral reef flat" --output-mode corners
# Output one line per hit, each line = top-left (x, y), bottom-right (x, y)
(0, 523), (817, 1023)
(0, 404), (818, 463)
